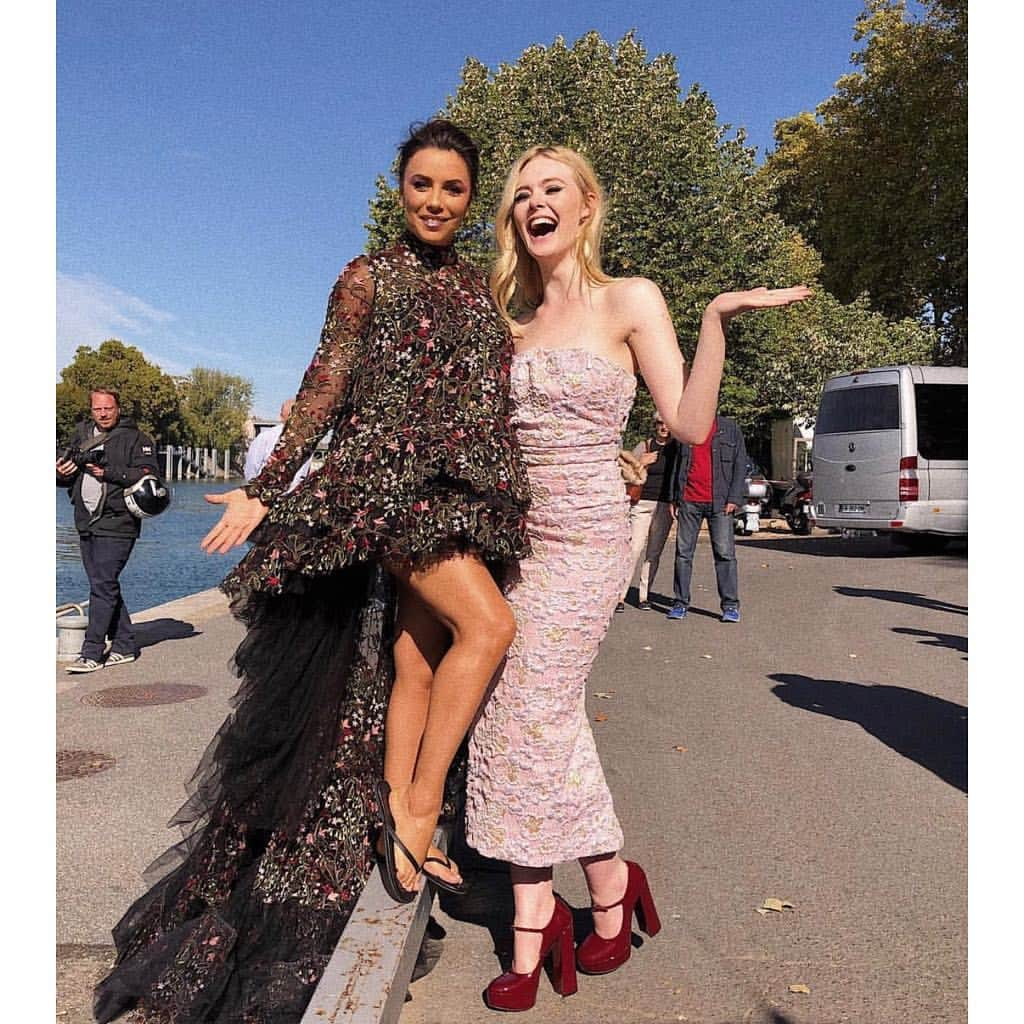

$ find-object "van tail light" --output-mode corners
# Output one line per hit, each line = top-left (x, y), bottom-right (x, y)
(899, 456), (919, 502)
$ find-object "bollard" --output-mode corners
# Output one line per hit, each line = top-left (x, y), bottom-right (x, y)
(56, 605), (89, 661)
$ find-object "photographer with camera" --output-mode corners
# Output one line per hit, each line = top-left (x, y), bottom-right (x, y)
(57, 388), (160, 673)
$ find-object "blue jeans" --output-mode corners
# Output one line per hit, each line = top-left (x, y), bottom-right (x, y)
(79, 534), (137, 660)
(672, 502), (739, 611)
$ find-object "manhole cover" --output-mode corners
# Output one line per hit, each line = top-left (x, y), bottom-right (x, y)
(81, 683), (208, 707)
(58, 749), (116, 781)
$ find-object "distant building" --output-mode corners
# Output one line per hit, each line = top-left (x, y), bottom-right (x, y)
(770, 417), (813, 481)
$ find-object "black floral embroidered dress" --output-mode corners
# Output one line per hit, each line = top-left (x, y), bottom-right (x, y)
(93, 233), (531, 1024)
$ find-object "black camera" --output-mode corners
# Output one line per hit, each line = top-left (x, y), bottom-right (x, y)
(58, 445), (107, 470)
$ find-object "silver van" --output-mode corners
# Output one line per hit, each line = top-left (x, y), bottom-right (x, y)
(812, 365), (967, 542)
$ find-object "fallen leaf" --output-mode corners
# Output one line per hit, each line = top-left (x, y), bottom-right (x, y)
(673, 745), (688, 752)
(759, 898), (795, 913)
(789, 984), (811, 995)
(595, 712), (608, 722)
(848, 653), (858, 658)
(593, 691), (616, 699)
(761, 562), (770, 567)
(701, 654), (712, 659)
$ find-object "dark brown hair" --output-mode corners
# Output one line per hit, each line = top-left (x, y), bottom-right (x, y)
(397, 119), (480, 198)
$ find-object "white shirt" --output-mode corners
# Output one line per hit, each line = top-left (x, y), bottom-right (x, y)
(244, 424), (312, 492)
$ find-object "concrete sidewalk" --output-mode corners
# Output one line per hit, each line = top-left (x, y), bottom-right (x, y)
(57, 586), (246, 1022)
(57, 527), (968, 1024)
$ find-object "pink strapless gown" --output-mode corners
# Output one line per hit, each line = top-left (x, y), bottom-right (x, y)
(466, 347), (636, 866)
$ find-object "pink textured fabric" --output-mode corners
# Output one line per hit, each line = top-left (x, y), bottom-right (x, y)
(466, 347), (636, 867)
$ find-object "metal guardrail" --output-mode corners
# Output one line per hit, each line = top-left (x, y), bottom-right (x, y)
(300, 829), (446, 1024)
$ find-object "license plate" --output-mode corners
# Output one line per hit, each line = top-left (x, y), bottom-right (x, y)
(839, 503), (866, 514)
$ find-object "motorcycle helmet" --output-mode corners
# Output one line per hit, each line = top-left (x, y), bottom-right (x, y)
(124, 474), (171, 518)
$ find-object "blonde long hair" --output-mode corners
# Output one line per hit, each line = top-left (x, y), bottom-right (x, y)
(490, 145), (612, 326)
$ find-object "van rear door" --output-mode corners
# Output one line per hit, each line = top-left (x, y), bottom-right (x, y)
(813, 370), (902, 524)
(910, 369), (967, 532)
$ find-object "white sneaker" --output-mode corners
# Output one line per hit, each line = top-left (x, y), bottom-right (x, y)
(67, 657), (103, 674)
(105, 651), (137, 668)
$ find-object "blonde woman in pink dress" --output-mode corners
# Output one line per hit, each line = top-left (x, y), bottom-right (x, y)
(464, 145), (811, 1012)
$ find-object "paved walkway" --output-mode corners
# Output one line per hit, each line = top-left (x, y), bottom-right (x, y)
(57, 587), (245, 1023)
(56, 525), (968, 1024)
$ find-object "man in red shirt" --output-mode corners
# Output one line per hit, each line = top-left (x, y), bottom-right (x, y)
(666, 415), (749, 622)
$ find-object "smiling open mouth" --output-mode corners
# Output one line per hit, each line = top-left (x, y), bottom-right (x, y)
(528, 218), (557, 238)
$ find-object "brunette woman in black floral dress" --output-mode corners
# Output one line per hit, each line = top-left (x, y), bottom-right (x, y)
(93, 120), (531, 1024)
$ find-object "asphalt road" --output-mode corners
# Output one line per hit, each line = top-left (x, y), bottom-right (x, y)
(55, 525), (967, 1024)
(400, 526), (968, 1024)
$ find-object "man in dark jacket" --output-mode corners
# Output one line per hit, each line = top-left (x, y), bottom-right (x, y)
(666, 414), (748, 623)
(56, 389), (159, 672)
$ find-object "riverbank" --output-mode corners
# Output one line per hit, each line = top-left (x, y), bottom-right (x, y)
(56, 480), (244, 611)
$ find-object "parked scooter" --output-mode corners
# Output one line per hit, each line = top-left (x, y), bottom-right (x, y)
(779, 472), (814, 534)
(735, 461), (771, 535)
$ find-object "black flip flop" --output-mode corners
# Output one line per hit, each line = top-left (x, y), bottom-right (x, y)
(374, 778), (420, 905)
(422, 852), (469, 895)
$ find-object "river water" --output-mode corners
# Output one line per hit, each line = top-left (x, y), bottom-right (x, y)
(56, 480), (245, 611)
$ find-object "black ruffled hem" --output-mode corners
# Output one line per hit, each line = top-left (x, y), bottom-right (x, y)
(94, 568), (393, 1023)
(223, 487), (529, 601)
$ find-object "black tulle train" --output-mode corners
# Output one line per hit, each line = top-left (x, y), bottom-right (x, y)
(94, 565), (396, 1023)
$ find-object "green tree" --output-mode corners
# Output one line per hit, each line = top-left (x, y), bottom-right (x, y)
(365, 31), (933, 450)
(56, 339), (183, 441)
(762, 0), (966, 363)
(178, 366), (254, 449)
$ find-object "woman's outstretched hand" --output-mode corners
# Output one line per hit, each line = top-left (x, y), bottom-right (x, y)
(201, 489), (268, 553)
(707, 285), (813, 323)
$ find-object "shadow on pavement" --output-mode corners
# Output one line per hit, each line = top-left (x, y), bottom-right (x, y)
(738, 532), (967, 560)
(834, 586), (967, 616)
(134, 618), (200, 650)
(434, 825), (515, 973)
(622, 589), (721, 619)
(892, 625), (968, 656)
(432, 824), (650, 980)
(769, 673), (967, 793)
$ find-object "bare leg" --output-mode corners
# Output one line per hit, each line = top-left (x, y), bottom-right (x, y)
(379, 581), (461, 887)
(509, 865), (556, 973)
(384, 551), (515, 892)
(580, 852), (629, 939)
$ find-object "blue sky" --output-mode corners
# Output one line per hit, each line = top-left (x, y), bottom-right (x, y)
(58, 0), (895, 419)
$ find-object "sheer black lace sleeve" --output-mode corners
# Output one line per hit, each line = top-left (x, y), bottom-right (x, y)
(245, 257), (375, 506)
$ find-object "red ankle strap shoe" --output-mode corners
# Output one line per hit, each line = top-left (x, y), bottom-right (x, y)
(576, 860), (661, 976)
(484, 893), (578, 1011)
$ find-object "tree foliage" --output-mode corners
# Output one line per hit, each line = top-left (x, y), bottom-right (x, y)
(178, 366), (255, 449)
(56, 341), (254, 450)
(56, 339), (183, 441)
(762, 0), (966, 364)
(365, 31), (934, 447)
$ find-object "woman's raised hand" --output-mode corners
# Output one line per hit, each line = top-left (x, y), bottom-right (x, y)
(201, 489), (268, 554)
(706, 285), (813, 323)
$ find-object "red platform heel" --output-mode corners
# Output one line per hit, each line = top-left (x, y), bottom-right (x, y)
(485, 893), (578, 1011)
(576, 860), (661, 975)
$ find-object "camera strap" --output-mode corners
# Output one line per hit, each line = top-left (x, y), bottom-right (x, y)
(79, 430), (111, 453)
